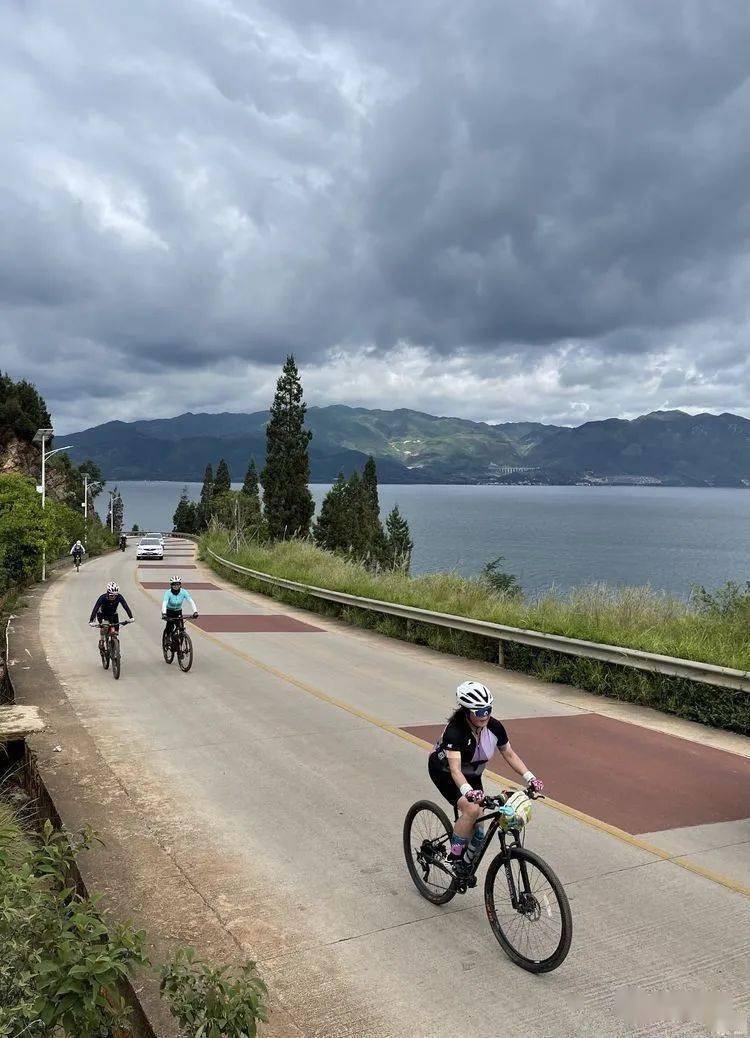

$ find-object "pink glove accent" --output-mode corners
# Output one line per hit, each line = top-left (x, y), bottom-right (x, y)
(465, 789), (485, 804)
(529, 778), (544, 793)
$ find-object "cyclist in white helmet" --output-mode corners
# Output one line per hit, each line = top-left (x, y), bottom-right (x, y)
(428, 680), (544, 874)
(162, 576), (198, 643)
(88, 582), (134, 651)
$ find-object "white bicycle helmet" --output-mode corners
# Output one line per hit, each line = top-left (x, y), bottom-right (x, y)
(169, 575), (181, 584)
(106, 581), (119, 594)
(456, 680), (493, 710)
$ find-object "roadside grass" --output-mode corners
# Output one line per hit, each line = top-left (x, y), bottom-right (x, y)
(201, 533), (750, 735)
(202, 532), (749, 669)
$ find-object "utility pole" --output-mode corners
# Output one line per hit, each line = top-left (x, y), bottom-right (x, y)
(83, 474), (89, 547)
(33, 428), (73, 581)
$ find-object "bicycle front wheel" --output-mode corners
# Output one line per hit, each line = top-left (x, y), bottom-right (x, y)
(403, 800), (457, 905)
(162, 627), (174, 664)
(484, 846), (572, 973)
(111, 638), (121, 680)
(177, 631), (193, 672)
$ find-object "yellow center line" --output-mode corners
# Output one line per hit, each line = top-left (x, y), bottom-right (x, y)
(135, 564), (750, 900)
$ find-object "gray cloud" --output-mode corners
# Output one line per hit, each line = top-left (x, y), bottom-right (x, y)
(0, 0), (747, 433)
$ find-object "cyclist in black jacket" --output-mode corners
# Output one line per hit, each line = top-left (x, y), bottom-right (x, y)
(88, 581), (134, 650)
(428, 681), (544, 874)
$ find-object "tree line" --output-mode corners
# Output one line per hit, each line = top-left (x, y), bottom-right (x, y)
(173, 356), (413, 571)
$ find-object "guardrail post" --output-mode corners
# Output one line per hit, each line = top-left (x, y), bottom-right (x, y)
(498, 639), (505, 668)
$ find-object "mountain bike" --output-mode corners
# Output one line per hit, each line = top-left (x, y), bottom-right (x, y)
(73, 552), (83, 572)
(162, 615), (194, 672)
(92, 619), (133, 681)
(403, 788), (572, 973)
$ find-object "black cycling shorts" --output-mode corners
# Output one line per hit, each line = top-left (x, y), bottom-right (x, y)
(428, 760), (483, 808)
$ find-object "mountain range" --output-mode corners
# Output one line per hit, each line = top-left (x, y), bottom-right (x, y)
(62, 406), (750, 487)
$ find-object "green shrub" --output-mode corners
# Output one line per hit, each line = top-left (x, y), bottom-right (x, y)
(0, 800), (270, 1037)
(0, 473), (116, 593)
(0, 814), (147, 1037)
(160, 948), (268, 1038)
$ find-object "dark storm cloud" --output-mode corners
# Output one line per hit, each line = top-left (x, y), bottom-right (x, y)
(0, 0), (747, 431)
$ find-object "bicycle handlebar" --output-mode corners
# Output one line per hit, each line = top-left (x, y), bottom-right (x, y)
(482, 786), (545, 809)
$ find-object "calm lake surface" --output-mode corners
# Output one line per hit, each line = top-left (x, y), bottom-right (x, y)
(111, 482), (750, 598)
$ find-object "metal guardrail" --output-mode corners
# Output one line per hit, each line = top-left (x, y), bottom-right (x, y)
(172, 537), (750, 694)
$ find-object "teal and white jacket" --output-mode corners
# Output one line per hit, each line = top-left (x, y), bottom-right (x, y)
(162, 587), (198, 614)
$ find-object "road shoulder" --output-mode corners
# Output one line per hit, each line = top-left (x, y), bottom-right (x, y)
(10, 574), (303, 1038)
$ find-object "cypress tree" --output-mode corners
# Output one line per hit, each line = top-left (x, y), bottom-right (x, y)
(261, 356), (314, 539)
(313, 473), (349, 552)
(197, 463), (214, 530)
(241, 458), (260, 501)
(214, 458), (231, 495)
(385, 504), (413, 572)
(173, 487), (197, 533)
(361, 456), (387, 567)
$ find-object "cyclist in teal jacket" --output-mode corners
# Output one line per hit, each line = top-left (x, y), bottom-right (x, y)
(162, 576), (198, 642)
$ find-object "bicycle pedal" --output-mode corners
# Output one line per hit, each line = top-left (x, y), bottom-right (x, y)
(466, 874), (477, 888)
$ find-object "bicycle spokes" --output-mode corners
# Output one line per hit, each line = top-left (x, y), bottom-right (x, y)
(485, 849), (571, 972)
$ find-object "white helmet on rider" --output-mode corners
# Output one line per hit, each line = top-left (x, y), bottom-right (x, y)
(456, 680), (493, 710)
(169, 575), (181, 585)
(106, 581), (119, 594)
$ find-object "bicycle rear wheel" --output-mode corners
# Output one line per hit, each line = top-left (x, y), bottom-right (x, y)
(162, 627), (174, 664)
(111, 638), (121, 680)
(177, 631), (193, 672)
(484, 846), (572, 973)
(403, 800), (457, 905)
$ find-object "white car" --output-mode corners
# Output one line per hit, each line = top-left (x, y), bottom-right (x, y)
(137, 537), (164, 560)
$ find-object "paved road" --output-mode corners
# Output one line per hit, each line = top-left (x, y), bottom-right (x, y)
(39, 541), (750, 1037)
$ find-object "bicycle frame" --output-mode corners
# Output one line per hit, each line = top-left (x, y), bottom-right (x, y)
(166, 615), (186, 647)
(424, 804), (529, 906)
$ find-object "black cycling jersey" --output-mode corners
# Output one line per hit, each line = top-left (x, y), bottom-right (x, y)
(428, 715), (509, 779)
(89, 593), (133, 624)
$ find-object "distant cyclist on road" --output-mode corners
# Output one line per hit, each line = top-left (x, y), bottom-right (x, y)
(70, 540), (85, 564)
(162, 576), (198, 641)
(428, 681), (544, 875)
(88, 582), (134, 650)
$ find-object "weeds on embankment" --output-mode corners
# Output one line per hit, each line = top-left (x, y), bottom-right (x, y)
(0, 788), (268, 1037)
(201, 533), (750, 735)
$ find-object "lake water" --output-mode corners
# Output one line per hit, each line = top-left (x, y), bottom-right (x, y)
(110, 481), (750, 598)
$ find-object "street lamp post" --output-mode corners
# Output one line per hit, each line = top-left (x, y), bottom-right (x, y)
(33, 428), (74, 581)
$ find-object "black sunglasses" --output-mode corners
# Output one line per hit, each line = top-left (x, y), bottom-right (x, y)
(470, 706), (492, 718)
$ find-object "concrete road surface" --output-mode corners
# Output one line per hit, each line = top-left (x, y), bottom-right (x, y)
(35, 541), (750, 1037)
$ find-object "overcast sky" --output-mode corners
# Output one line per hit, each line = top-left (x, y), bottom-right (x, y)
(1, 0), (748, 434)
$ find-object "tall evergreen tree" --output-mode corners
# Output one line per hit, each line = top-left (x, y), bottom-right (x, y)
(214, 458), (231, 495)
(360, 456), (387, 566)
(313, 474), (348, 552)
(241, 458), (259, 500)
(197, 463), (214, 530)
(261, 356), (314, 539)
(173, 487), (197, 533)
(385, 504), (413, 572)
(106, 488), (124, 534)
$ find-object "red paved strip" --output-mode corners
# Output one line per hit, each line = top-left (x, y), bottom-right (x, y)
(191, 614), (323, 633)
(404, 715), (750, 835)
(140, 582), (220, 590)
(138, 564), (197, 569)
